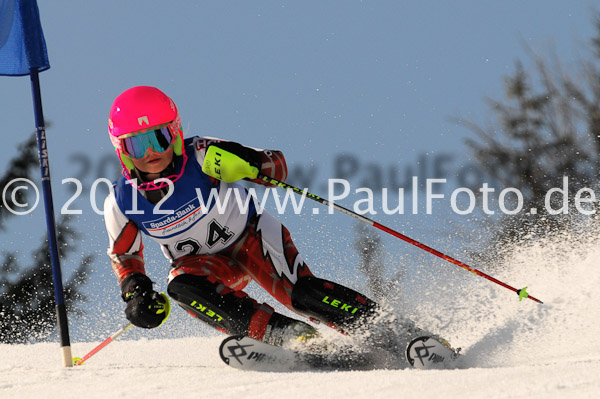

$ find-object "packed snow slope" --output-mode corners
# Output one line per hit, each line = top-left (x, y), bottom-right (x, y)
(1, 230), (599, 399)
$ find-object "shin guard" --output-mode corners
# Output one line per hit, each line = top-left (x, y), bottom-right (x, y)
(167, 274), (268, 336)
(291, 276), (379, 333)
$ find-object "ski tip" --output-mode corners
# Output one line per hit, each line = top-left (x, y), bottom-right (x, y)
(406, 336), (460, 370)
(219, 335), (247, 366)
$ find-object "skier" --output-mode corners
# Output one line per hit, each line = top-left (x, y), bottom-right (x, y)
(104, 86), (395, 350)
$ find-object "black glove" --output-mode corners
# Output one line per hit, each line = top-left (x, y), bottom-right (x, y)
(121, 273), (168, 329)
(208, 141), (262, 170)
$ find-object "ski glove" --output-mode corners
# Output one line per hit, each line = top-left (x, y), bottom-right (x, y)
(121, 273), (169, 329)
(202, 141), (262, 183)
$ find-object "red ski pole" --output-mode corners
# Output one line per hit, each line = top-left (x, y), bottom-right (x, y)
(73, 293), (171, 366)
(257, 174), (543, 304)
(73, 323), (133, 366)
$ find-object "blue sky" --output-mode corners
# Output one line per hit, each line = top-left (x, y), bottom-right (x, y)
(1, 1), (597, 340)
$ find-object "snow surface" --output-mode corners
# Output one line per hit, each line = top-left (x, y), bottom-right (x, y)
(2, 231), (600, 399)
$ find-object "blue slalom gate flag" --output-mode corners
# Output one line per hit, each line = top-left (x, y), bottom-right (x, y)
(0, 0), (50, 76)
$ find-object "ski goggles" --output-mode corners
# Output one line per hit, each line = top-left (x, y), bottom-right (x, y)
(121, 125), (174, 159)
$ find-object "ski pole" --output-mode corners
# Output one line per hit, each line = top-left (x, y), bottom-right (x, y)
(257, 173), (543, 304)
(73, 323), (133, 366)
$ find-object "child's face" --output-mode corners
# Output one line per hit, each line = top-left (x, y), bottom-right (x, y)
(130, 147), (174, 174)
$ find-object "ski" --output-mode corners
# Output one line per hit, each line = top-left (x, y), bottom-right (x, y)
(219, 335), (373, 371)
(406, 336), (461, 370)
(219, 334), (460, 371)
(219, 335), (303, 371)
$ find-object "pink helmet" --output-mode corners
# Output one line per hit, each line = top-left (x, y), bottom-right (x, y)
(108, 86), (187, 190)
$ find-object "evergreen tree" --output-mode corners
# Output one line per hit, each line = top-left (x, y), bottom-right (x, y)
(0, 134), (92, 343)
(459, 16), (600, 252)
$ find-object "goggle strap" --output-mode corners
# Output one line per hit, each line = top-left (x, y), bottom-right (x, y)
(119, 122), (172, 139)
